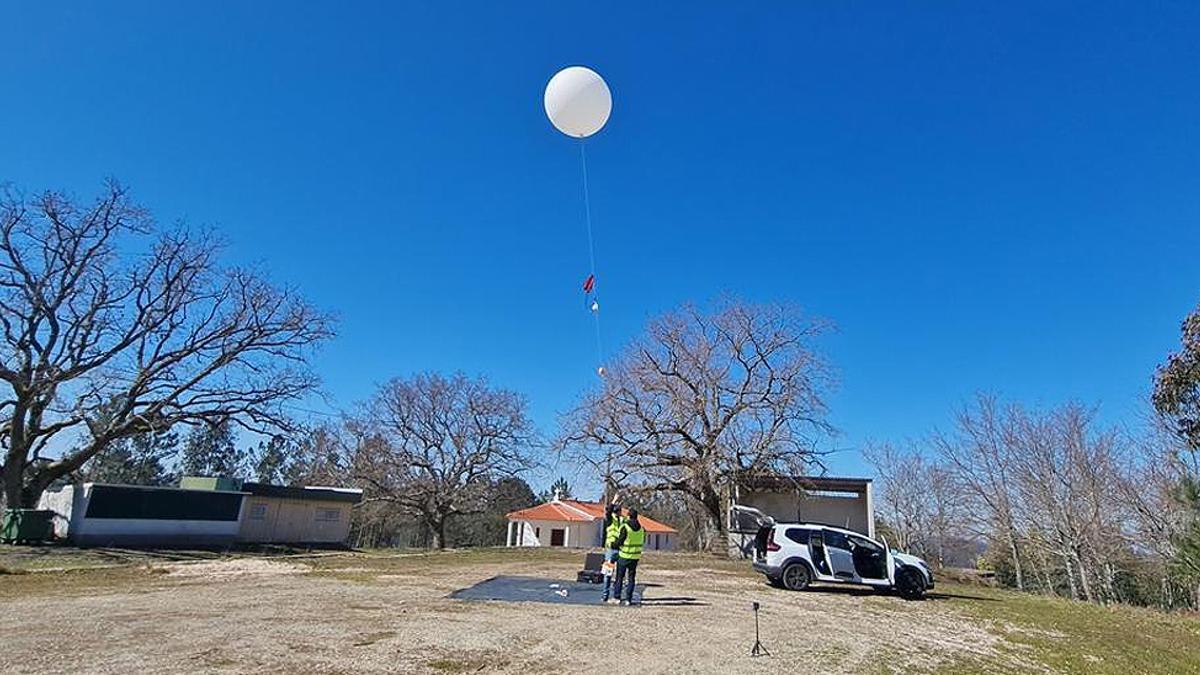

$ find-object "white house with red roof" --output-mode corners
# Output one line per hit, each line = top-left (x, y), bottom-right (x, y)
(505, 497), (677, 551)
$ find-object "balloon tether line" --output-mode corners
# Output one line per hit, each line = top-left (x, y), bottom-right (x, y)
(579, 139), (604, 372)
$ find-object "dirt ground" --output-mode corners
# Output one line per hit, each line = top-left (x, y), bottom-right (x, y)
(0, 548), (1174, 674)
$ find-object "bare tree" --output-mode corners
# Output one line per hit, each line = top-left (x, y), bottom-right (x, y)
(1007, 402), (1127, 603)
(349, 372), (536, 549)
(864, 442), (931, 554)
(933, 395), (1028, 590)
(560, 300), (834, 549)
(864, 441), (965, 566)
(0, 182), (333, 507)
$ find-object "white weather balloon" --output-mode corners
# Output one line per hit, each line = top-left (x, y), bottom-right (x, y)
(544, 66), (612, 138)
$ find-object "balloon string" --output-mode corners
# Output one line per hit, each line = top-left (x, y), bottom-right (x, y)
(579, 141), (604, 369)
(580, 142), (597, 277)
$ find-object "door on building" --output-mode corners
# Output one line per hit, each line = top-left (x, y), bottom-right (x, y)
(550, 528), (565, 546)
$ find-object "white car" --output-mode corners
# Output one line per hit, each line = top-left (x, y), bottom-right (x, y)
(749, 520), (935, 599)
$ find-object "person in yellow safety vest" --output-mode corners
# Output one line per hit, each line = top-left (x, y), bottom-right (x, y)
(599, 501), (625, 603)
(610, 508), (646, 606)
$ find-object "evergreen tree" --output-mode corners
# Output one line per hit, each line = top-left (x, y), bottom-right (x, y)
(446, 477), (538, 547)
(1169, 477), (1200, 604)
(282, 425), (345, 486)
(253, 435), (292, 484)
(539, 476), (573, 503)
(180, 420), (246, 479)
(81, 430), (179, 486)
(1154, 302), (1200, 605)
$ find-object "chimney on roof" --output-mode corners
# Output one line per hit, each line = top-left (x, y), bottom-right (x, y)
(553, 488), (561, 502)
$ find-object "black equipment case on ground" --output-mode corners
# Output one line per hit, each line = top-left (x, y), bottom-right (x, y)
(576, 552), (605, 584)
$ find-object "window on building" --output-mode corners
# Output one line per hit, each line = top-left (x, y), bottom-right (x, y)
(315, 508), (341, 522)
(249, 503), (268, 520)
(550, 528), (565, 546)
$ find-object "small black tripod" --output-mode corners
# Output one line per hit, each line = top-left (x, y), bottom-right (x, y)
(750, 601), (770, 657)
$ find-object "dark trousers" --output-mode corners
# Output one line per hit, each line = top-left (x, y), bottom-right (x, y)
(613, 557), (639, 603)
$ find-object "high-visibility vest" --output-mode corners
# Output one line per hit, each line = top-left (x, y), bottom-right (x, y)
(604, 516), (625, 548)
(618, 523), (646, 560)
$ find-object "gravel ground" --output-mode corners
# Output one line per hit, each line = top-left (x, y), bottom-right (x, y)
(0, 549), (1039, 674)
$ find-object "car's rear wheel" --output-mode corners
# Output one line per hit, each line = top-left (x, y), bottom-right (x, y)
(781, 563), (811, 591)
(895, 568), (926, 600)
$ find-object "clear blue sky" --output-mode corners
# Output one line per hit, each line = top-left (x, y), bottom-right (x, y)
(3, 3), (1198, 490)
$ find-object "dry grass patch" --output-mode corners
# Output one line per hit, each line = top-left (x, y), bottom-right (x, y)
(0, 548), (1195, 674)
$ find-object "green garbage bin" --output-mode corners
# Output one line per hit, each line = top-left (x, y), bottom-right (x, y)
(1, 509), (55, 544)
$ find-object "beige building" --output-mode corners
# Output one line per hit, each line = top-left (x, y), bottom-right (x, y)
(236, 482), (362, 545)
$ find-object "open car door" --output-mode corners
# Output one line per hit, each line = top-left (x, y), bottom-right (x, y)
(882, 535), (895, 585)
(730, 505), (774, 560)
(847, 533), (890, 583)
(808, 530), (834, 579)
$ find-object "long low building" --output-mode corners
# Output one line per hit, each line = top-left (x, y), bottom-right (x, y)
(38, 477), (363, 547)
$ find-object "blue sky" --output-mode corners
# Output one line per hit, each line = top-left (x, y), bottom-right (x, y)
(3, 2), (1199, 491)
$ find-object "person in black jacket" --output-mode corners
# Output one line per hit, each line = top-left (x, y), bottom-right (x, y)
(610, 508), (646, 606)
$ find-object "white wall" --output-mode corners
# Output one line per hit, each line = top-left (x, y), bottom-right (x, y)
(510, 519), (600, 548)
(646, 531), (673, 551)
(739, 489), (871, 534)
(508, 519), (674, 551)
(72, 516), (242, 545)
(727, 487), (872, 558)
(37, 485), (78, 539)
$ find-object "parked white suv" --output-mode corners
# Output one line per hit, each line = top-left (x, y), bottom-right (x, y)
(750, 520), (935, 599)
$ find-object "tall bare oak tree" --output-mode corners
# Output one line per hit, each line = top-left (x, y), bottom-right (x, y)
(0, 183), (333, 507)
(560, 300), (833, 549)
(349, 372), (535, 549)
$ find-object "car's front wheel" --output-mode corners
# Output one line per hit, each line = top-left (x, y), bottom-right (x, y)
(781, 563), (812, 591)
(895, 568), (926, 600)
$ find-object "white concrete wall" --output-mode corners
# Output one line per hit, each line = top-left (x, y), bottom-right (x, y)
(510, 519), (600, 548)
(36, 485), (79, 539)
(738, 489), (871, 534)
(508, 519), (674, 551)
(72, 516), (242, 545)
(645, 531), (673, 551)
(728, 487), (872, 558)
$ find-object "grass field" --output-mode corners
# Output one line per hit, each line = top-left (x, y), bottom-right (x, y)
(0, 545), (1197, 674)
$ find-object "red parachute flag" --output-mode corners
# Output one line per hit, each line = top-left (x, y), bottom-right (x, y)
(582, 274), (595, 294)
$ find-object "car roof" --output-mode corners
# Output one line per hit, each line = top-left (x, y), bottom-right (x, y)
(774, 522), (870, 538)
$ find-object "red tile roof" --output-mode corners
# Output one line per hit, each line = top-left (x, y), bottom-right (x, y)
(506, 500), (677, 534)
